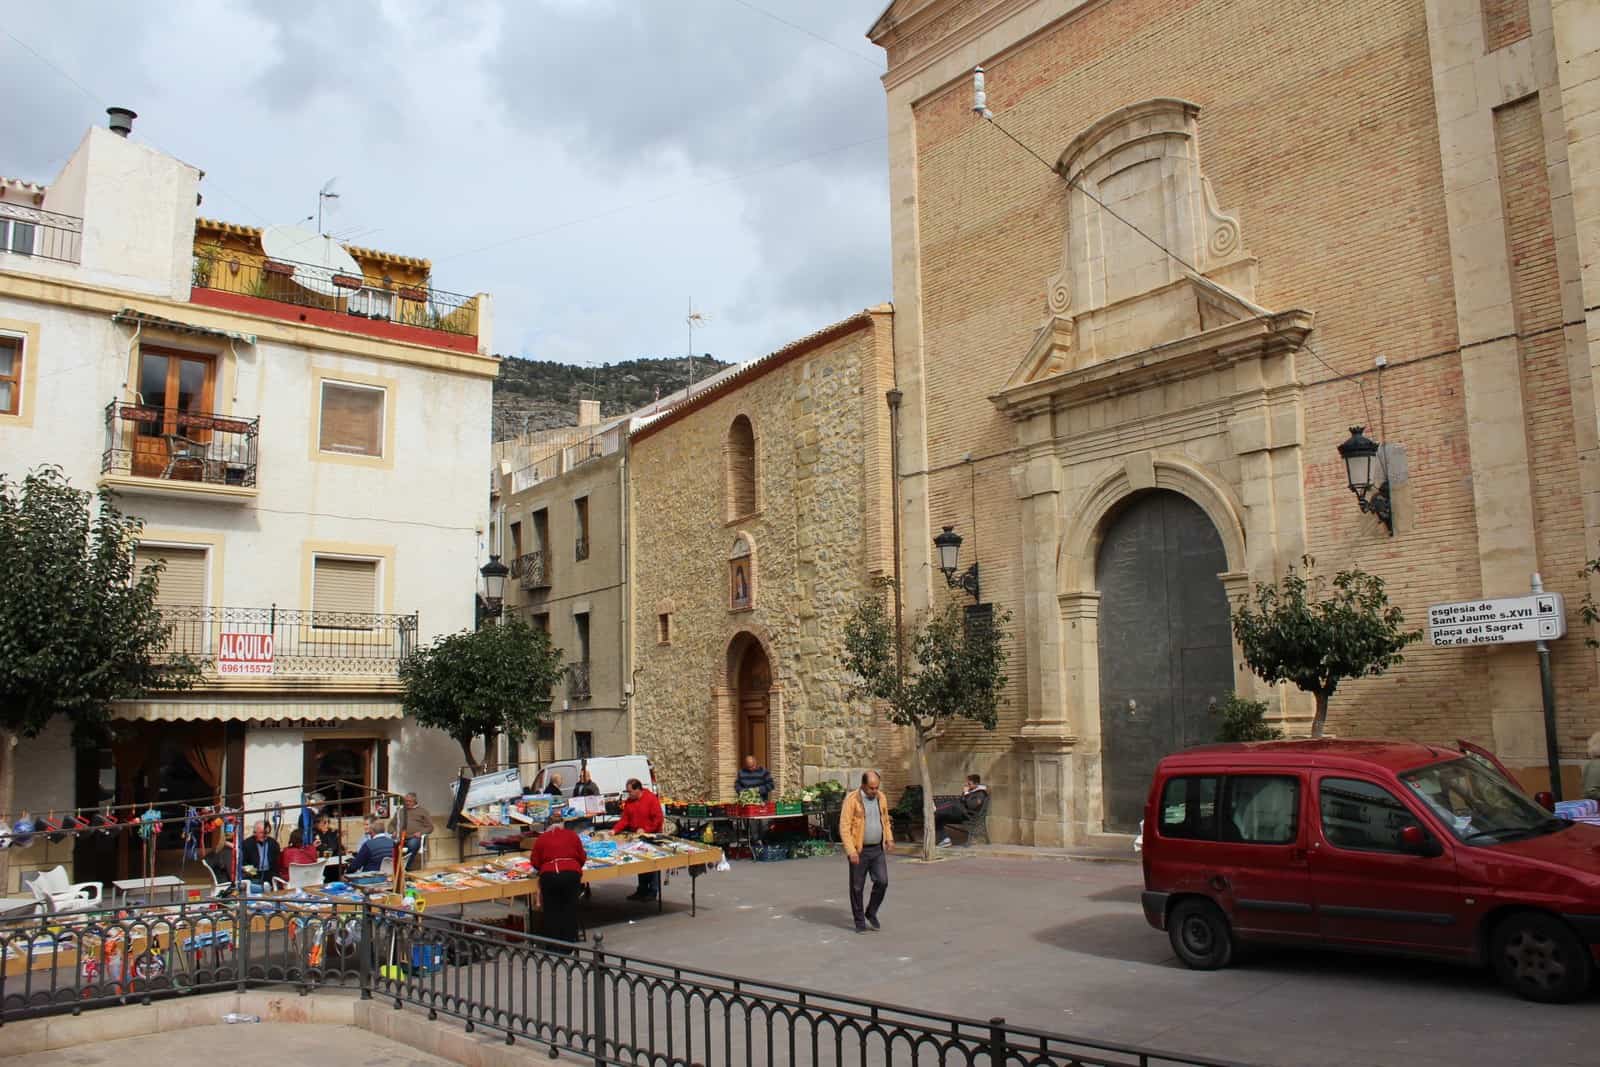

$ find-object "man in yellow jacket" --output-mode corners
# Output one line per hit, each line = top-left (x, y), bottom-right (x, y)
(838, 770), (894, 933)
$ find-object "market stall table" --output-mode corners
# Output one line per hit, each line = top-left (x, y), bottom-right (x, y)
(112, 875), (187, 905)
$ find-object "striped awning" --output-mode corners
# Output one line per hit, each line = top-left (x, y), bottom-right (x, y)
(113, 700), (402, 723)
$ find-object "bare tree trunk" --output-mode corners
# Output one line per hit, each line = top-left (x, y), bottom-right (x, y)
(1312, 691), (1330, 738)
(916, 727), (936, 862)
(457, 735), (484, 776)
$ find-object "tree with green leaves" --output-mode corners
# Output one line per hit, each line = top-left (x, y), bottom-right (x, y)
(1230, 556), (1420, 739)
(842, 581), (1011, 860)
(0, 466), (201, 884)
(399, 617), (564, 774)
(1581, 557), (1599, 649)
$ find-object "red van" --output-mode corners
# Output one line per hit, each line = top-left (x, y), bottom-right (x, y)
(1141, 739), (1600, 1002)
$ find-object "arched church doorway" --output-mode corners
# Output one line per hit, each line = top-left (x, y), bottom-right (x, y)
(1096, 490), (1233, 832)
(732, 635), (772, 775)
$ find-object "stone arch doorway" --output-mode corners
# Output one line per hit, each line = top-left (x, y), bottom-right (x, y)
(1095, 490), (1233, 833)
(729, 633), (772, 774)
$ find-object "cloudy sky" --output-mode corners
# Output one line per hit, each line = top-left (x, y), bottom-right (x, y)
(1, 1), (891, 367)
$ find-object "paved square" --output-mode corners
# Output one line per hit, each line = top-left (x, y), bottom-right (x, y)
(510, 850), (1597, 1067)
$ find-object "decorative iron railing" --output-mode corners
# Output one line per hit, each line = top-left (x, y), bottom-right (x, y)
(575, 536), (590, 562)
(511, 549), (548, 590)
(152, 605), (418, 677)
(102, 401), (260, 487)
(0, 900), (1247, 1067)
(567, 661), (592, 701)
(0, 201), (82, 265)
(190, 252), (478, 338)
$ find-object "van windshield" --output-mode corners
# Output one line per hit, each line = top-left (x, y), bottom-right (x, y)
(1400, 757), (1566, 845)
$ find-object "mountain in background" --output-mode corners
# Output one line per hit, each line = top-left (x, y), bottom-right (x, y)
(492, 354), (732, 441)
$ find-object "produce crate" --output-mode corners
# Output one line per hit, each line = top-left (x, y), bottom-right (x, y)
(774, 801), (803, 816)
(752, 841), (790, 862)
(686, 804), (708, 817)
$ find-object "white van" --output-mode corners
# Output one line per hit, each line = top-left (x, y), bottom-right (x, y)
(530, 754), (655, 798)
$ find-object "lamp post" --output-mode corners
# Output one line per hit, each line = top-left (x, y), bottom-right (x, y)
(479, 554), (509, 621)
(933, 525), (981, 602)
(1337, 426), (1393, 535)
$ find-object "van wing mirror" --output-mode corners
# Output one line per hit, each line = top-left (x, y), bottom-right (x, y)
(1399, 824), (1443, 858)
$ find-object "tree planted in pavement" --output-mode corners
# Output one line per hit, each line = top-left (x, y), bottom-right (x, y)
(1230, 556), (1420, 738)
(842, 580), (1011, 861)
(400, 617), (563, 774)
(0, 467), (201, 884)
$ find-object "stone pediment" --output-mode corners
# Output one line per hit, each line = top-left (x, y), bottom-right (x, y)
(992, 98), (1312, 416)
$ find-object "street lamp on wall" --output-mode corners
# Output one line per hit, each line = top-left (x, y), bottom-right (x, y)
(933, 525), (981, 602)
(479, 554), (509, 618)
(1337, 426), (1393, 535)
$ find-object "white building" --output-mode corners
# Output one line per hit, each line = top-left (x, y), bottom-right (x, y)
(0, 114), (498, 888)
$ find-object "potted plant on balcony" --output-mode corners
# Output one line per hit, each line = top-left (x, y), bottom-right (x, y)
(397, 284), (428, 302)
(263, 260), (296, 278)
(331, 273), (364, 290)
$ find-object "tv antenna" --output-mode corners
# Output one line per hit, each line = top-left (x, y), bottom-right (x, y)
(686, 302), (710, 392)
(316, 178), (340, 235)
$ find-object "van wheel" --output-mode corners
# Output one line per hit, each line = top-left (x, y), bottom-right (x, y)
(1168, 898), (1233, 970)
(1491, 912), (1592, 1003)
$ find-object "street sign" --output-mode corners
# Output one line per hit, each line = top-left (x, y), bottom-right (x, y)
(1427, 594), (1566, 648)
(217, 632), (274, 674)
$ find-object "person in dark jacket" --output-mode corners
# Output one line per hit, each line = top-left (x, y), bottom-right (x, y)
(238, 821), (281, 892)
(544, 774), (565, 798)
(530, 811), (587, 950)
(573, 765), (601, 798)
(734, 755), (775, 801)
(350, 818), (397, 873)
(935, 774), (989, 846)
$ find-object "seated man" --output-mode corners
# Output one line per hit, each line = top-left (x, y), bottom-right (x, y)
(390, 791), (436, 871)
(349, 817), (397, 873)
(935, 774), (989, 846)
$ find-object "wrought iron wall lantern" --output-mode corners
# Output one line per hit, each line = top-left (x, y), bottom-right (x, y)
(933, 525), (981, 602)
(479, 554), (509, 617)
(1337, 426), (1393, 535)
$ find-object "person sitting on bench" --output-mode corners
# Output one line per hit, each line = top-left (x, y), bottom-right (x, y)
(935, 774), (988, 846)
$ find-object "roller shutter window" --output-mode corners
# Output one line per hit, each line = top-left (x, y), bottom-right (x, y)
(312, 556), (379, 628)
(134, 545), (208, 654)
(319, 380), (385, 457)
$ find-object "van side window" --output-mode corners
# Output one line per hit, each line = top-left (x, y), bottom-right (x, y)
(1159, 776), (1219, 840)
(1319, 777), (1421, 852)
(1222, 776), (1299, 845)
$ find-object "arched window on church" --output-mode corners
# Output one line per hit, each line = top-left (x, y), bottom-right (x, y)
(729, 535), (753, 611)
(725, 415), (757, 521)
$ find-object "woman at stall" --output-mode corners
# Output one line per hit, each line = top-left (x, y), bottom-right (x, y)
(530, 810), (586, 951)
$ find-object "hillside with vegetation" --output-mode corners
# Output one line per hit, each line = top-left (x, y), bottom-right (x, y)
(492, 355), (731, 440)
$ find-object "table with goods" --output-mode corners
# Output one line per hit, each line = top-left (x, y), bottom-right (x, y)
(662, 779), (846, 862)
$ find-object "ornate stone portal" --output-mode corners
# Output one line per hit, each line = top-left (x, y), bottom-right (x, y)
(990, 99), (1315, 845)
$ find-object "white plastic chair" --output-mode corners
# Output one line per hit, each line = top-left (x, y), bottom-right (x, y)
(28, 866), (102, 914)
(377, 855), (395, 878)
(274, 862), (326, 892)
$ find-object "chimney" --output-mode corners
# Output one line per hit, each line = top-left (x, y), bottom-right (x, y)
(106, 107), (137, 137)
(578, 399), (601, 428)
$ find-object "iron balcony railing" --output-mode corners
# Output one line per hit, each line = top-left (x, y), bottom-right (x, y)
(102, 401), (260, 488)
(0, 899), (1248, 1067)
(190, 252), (478, 338)
(510, 549), (548, 590)
(575, 535), (590, 562)
(0, 201), (82, 265)
(154, 604), (418, 678)
(568, 660), (592, 700)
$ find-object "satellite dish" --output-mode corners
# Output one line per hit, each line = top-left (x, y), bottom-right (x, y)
(260, 223), (361, 296)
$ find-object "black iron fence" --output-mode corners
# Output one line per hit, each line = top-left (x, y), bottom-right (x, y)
(512, 549), (548, 589)
(0, 201), (82, 264)
(153, 605), (418, 676)
(191, 252), (478, 338)
(1, 900), (1243, 1066)
(102, 401), (260, 487)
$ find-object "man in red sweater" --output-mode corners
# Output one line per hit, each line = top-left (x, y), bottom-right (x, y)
(613, 778), (663, 901)
(530, 811), (587, 950)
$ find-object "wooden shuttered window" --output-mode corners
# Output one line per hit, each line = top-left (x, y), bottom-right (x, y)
(0, 336), (21, 416)
(312, 556), (379, 625)
(318, 381), (385, 457)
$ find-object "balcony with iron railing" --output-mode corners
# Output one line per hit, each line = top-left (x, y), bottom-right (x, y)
(511, 549), (549, 590)
(0, 201), (82, 265)
(155, 605), (418, 683)
(567, 660), (592, 701)
(100, 400), (259, 502)
(188, 252), (480, 352)
(575, 536), (590, 562)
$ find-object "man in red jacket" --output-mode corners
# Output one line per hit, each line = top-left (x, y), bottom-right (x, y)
(613, 777), (663, 901)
